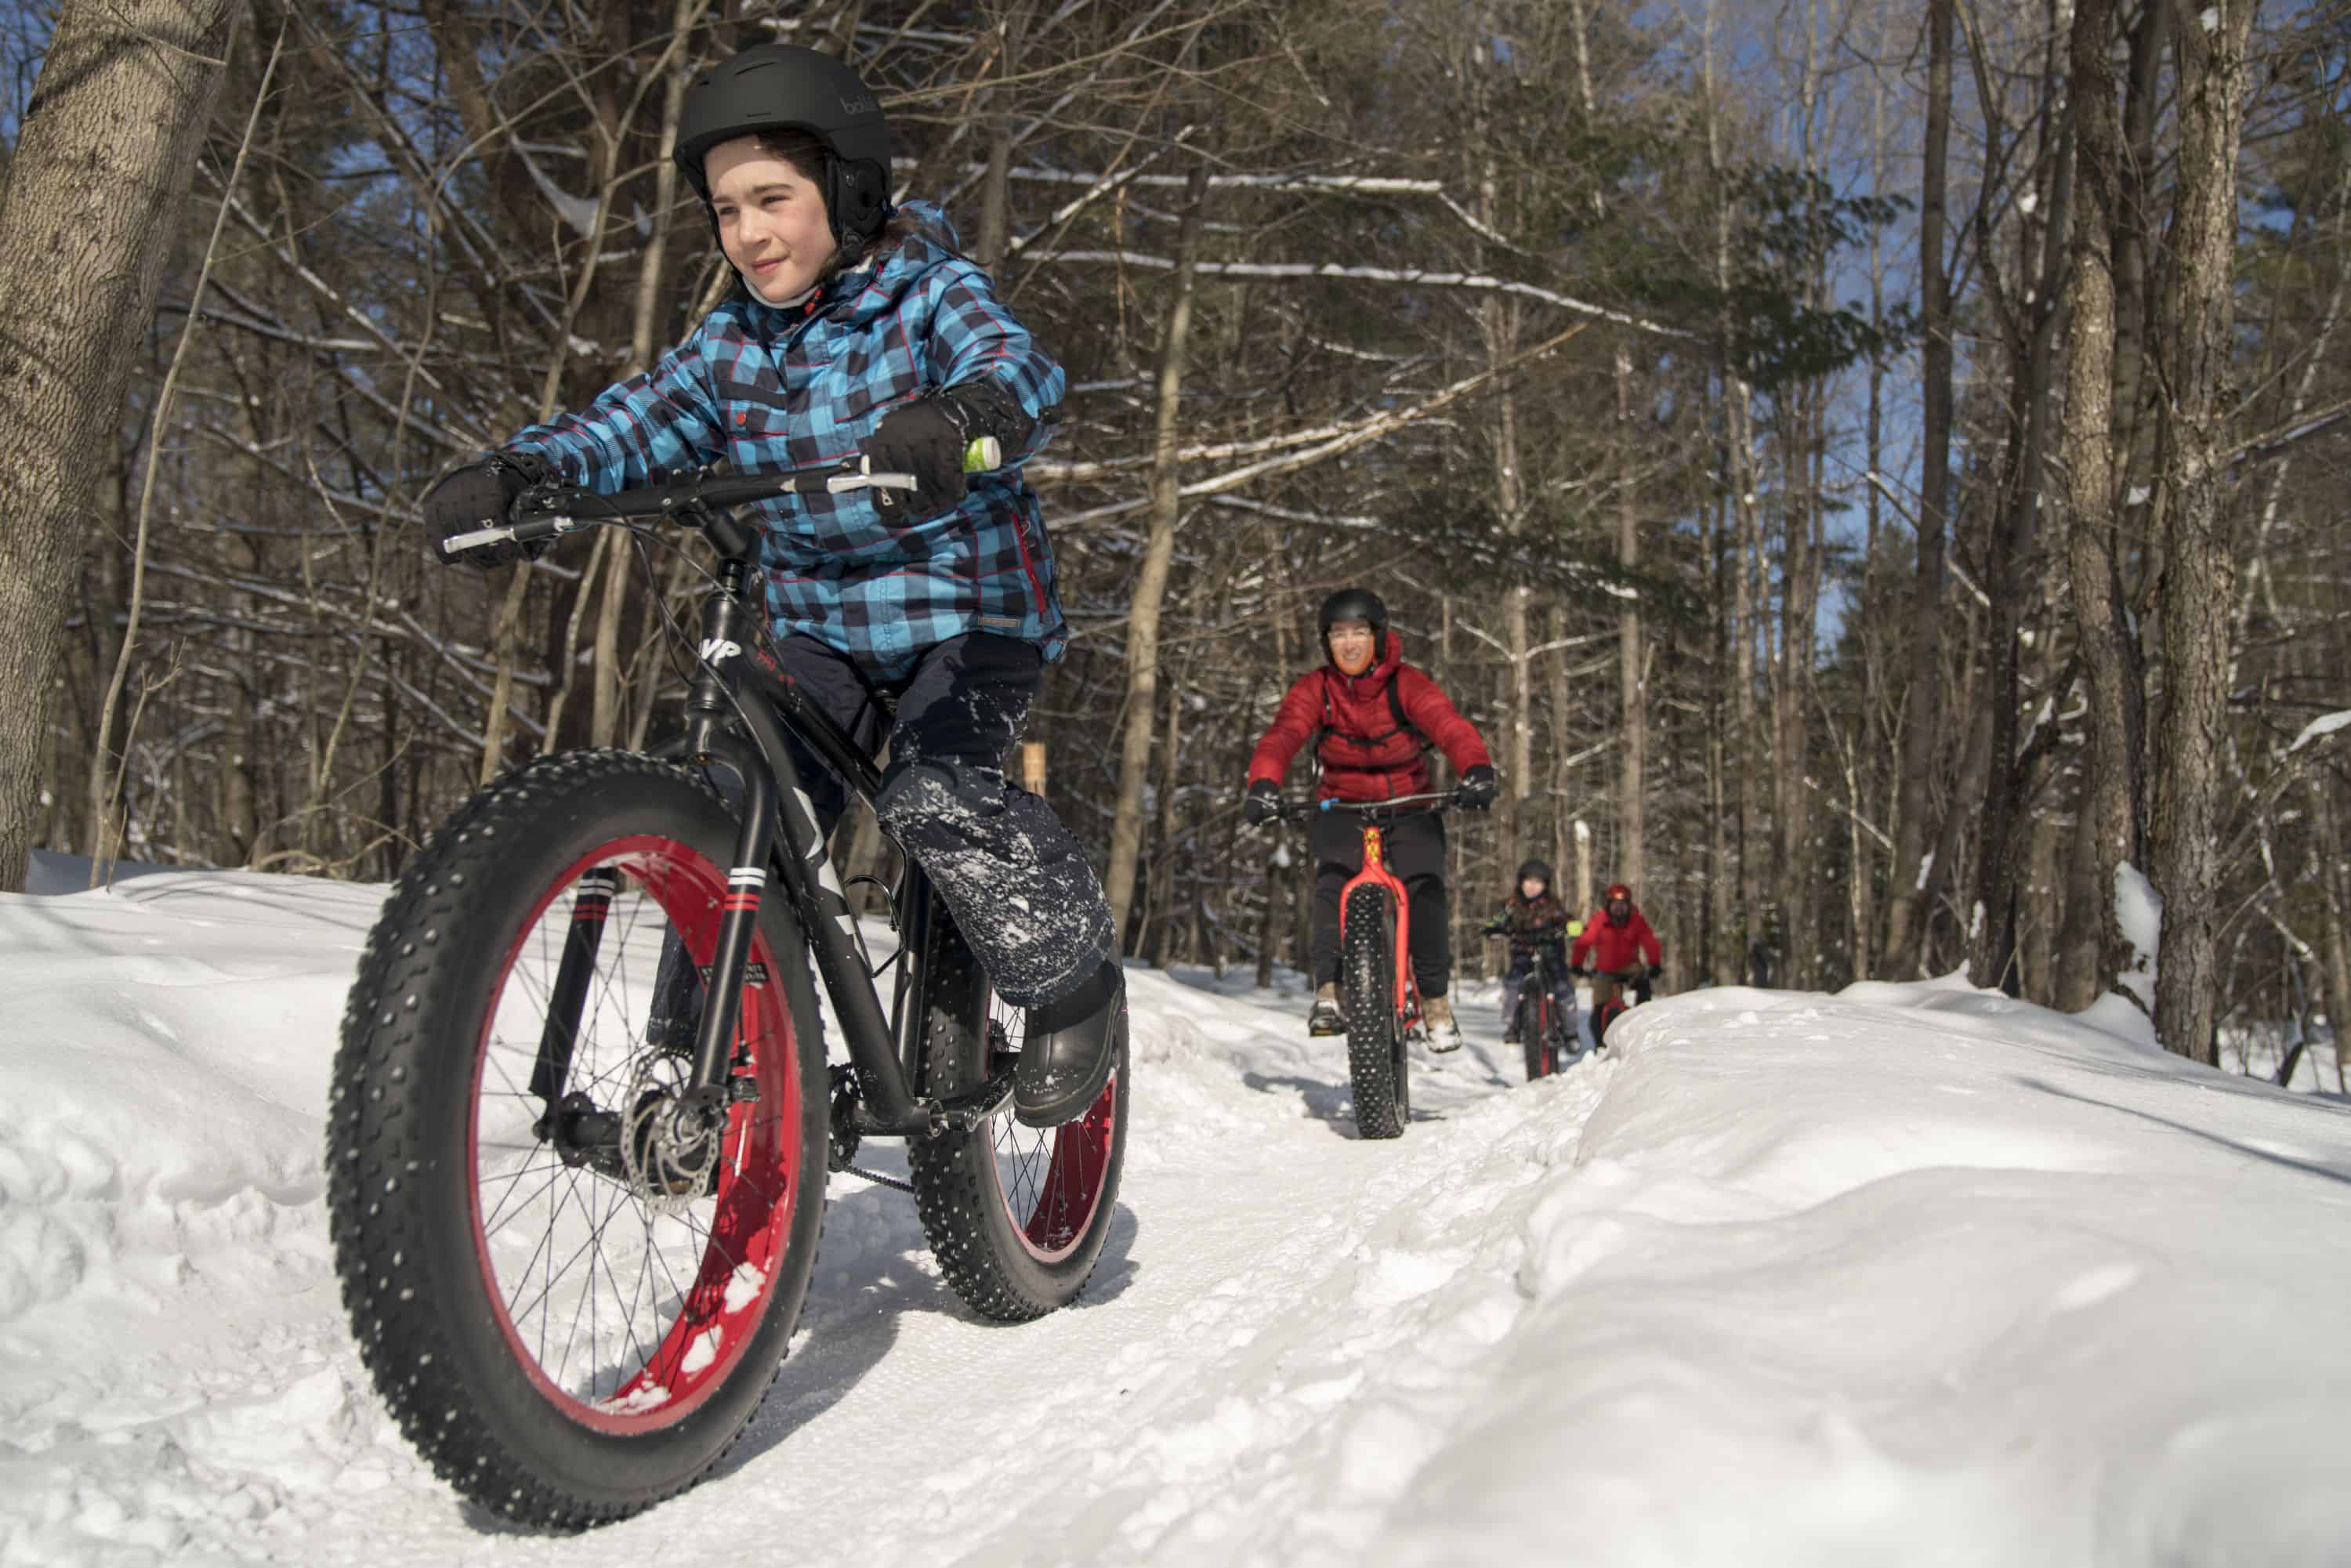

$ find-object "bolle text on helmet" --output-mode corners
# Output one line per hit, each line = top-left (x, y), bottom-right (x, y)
(839, 92), (878, 115)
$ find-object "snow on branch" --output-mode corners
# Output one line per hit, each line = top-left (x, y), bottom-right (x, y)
(514, 144), (602, 237)
(1042, 322), (1593, 529)
(987, 158), (1526, 256)
(1025, 251), (1691, 339)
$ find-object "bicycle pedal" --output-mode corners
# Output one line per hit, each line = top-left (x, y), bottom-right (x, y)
(925, 1072), (1016, 1133)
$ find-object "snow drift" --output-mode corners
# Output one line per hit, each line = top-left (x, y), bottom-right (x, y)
(1, 860), (2346, 1565)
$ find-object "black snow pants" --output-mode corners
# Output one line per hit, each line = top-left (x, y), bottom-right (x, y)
(1307, 808), (1451, 1000)
(660, 632), (1113, 1013)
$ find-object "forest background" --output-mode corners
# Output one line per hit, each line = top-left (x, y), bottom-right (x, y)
(0, 0), (2346, 1080)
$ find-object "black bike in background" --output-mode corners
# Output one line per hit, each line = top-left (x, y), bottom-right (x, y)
(1487, 936), (1578, 1081)
(328, 447), (1125, 1527)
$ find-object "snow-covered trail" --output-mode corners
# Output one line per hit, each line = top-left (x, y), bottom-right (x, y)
(0, 863), (1607, 1566)
(6, 860), (2350, 1566)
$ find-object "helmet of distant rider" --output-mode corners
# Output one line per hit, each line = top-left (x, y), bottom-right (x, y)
(675, 45), (893, 255)
(1317, 587), (1388, 643)
(1603, 882), (1632, 921)
(1517, 859), (1553, 889)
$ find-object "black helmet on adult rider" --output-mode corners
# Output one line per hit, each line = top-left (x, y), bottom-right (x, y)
(1317, 587), (1388, 643)
(674, 45), (894, 255)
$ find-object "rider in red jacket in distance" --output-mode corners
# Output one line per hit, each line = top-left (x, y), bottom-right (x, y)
(1244, 588), (1494, 1047)
(1572, 882), (1663, 1037)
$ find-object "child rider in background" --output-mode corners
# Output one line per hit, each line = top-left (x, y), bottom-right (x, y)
(1483, 859), (1579, 1045)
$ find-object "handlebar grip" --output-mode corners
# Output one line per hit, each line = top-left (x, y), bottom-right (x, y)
(439, 514), (563, 559)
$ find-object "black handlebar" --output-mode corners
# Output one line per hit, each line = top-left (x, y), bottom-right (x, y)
(1269, 791), (1460, 826)
(437, 459), (920, 563)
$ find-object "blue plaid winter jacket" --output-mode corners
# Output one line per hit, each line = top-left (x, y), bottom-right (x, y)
(502, 205), (1067, 679)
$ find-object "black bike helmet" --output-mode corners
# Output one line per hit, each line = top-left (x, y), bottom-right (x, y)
(1317, 587), (1388, 643)
(673, 45), (893, 255)
(1517, 859), (1553, 888)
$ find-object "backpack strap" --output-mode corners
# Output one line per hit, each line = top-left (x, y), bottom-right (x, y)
(1310, 667), (1430, 765)
(1386, 672), (1429, 751)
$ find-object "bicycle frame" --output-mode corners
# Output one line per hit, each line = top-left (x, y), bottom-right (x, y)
(526, 491), (997, 1144)
(1336, 824), (1419, 1027)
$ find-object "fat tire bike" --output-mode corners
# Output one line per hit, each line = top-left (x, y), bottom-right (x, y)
(327, 445), (1126, 1528)
(1581, 964), (1653, 1048)
(1490, 940), (1576, 1081)
(1276, 794), (1469, 1139)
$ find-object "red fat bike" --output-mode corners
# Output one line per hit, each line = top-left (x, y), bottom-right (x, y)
(1277, 794), (1465, 1139)
(1580, 965), (1653, 1048)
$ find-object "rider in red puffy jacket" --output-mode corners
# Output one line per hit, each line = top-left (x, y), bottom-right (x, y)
(1572, 882), (1663, 1010)
(1243, 588), (1494, 1047)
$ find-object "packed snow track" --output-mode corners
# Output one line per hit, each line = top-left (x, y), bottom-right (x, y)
(3, 860), (2347, 1565)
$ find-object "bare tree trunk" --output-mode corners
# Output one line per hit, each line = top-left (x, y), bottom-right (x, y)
(1970, 68), (2072, 994)
(2058, 0), (2149, 1007)
(1103, 164), (1208, 941)
(1615, 349), (1645, 896)
(477, 570), (535, 785)
(1883, 0), (1954, 972)
(1570, 0), (1641, 897)
(1547, 601), (1574, 882)
(1254, 842), (1284, 990)
(2309, 778), (2351, 1092)
(1145, 676), (1184, 966)
(592, 0), (702, 749)
(1704, 2), (1763, 976)
(974, 0), (1034, 270)
(2150, 0), (2259, 1065)
(1775, 399), (1820, 986)
(1574, 817), (1593, 927)
(1709, 490), (1738, 984)
(0, 0), (244, 890)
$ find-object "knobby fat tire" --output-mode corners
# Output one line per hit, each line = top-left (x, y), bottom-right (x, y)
(1341, 885), (1407, 1139)
(327, 751), (827, 1527)
(906, 900), (1129, 1320)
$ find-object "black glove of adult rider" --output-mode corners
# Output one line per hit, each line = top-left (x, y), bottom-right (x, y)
(426, 452), (552, 568)
(1648, 962), (1665, 980)
(1452, 764), (1498, 812)
(1242, 780), (1281, 827)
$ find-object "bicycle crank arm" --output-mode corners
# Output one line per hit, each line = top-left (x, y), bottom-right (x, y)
(852, 1072), (1016, 1139)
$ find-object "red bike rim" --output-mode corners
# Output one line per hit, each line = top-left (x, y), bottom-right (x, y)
(987, 996), (1118, 1264)
(466, 835), (804, 1433)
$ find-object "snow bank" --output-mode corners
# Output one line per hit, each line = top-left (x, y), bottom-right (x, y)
(1378, 982), (2351, 1567)
(1, 864), (2346, 1565)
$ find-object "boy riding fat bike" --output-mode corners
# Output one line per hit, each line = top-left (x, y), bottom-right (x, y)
(337, 45), (1128, 1526)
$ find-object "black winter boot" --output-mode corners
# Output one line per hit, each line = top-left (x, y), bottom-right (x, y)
(1013, 958), (1125, 1128)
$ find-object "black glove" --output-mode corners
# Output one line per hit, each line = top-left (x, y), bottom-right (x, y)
(1451, 764), (1498, 812)
(867, 397), (968, 511)
(1647, 962), (1665, 980)
(426, 452), (550, 568)
(1242, 780), (1281, 826)
(1569, 965), (1589, 979)
(868, 382), (1040, 512)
